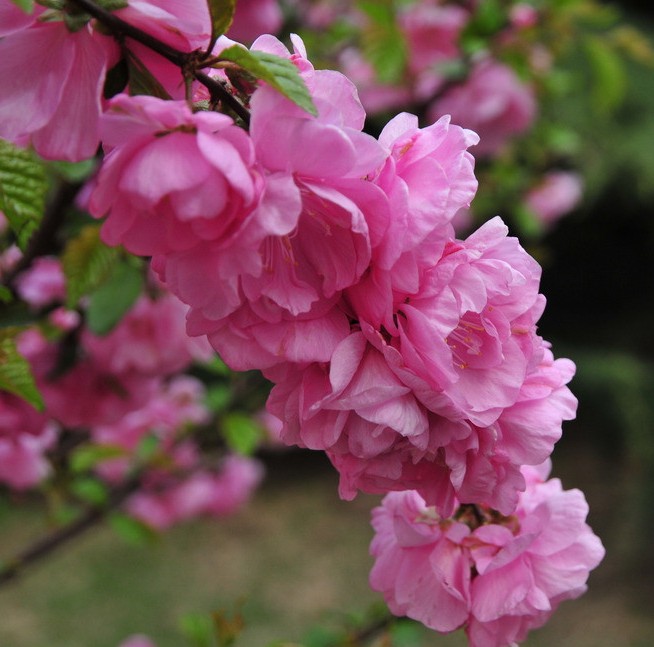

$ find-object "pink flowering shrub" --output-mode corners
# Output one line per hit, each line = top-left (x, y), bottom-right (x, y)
(369, 462), (605, 647)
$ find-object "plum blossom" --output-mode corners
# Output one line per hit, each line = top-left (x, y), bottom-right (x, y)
(0, 392), (58, 489)
(429, 59), (536, 157)
(15, 257), (66, 309)
(369, 462), (605, 647)
(524, 171), (583, 227)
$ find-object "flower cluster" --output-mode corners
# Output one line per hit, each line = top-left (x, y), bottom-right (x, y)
(369, 462), (605, 647)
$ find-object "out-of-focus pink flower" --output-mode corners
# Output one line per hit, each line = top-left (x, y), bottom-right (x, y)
(524, 171), (583, 227)
(369, 463), (605, 647)
(117, 635), (157, 647)
(227, 0), (283, 43)
(430, 59), (536, 157)
(83, 293), (212, 377)
(510, 3), (539, 30)
(15, 257), (66, 309)
(127, 455), (264, 530)
(0, 392), (58, 490)
(17, 329), (160, 429)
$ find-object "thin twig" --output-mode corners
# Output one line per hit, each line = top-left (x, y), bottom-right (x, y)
(0, 474), (141, 586)
(67, 0), (250, 124)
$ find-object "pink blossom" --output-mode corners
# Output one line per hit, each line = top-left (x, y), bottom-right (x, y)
(15, 257), (66, 309)
(127, 455), (264, 530)
(0, 392), (58, 490)
(117, 635), (157, 647)
(83, 293), (212, 377)
(17, 329), (160, 429)
(400, 1), (469, 75)
(227, 0), (283, 43)
(524, 171), (583, 227)
(430, 59), (536, 157)
(369, 463), (605, 647)
(0, 12), (117, 161)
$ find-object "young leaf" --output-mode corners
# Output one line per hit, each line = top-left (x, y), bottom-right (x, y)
(109, 512), (158, 545)
(126, 50), (173, 100)
(207, 0), (236, 44)
(9, 0), (34, 11)
(221, 412), (263, 455)
(86, 259), (144, 335)
(0, 139), (48, 251)
(70, 444), (126, 473)
(584, 35), (627, 114)
(0, 334), (44, 410)
(218, 46), (318, 116)
(61, 224), (119, 308)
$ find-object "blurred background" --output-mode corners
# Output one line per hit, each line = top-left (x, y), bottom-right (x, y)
(2, 0), (654, 646)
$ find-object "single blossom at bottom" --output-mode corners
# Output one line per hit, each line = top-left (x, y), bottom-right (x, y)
(369, 461), (605, 647)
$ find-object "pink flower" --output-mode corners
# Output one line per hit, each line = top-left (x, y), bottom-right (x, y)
(15, 257), (66, 309)
(430, 59), (536, 157)
(0, 392), (58, 490)
(83, 293), (213, 377)
(524, 171), (583, 227)
(369, 463), (605, 647)
(118, 635), (157, 647)
(127, 455), (264, 530)
(17, 329), (160, 429)
(227, 0), (283, 43)
(0, 11), (117, 161)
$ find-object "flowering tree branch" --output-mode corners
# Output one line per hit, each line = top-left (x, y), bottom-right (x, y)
(66, 0), (251, 125)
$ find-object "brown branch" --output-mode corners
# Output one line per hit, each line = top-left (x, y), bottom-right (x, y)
(0, 474), (141, 587)
(67, 0), (250, 125)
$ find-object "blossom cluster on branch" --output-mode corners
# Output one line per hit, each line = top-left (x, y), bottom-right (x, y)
(0, 1), (605, 646)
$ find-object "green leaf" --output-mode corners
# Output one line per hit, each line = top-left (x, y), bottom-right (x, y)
(357, 0), (407, 84)
(218, 46), (318, 116)
(70, 444), (126, 473)
(96, 0), (128, 10)
(135, 432), (160, 464)
(221, 412), (263, 455)
(70, 477), (109, 506)
(207, 0), (236, 44)
(0, 286), (13, 305)
(0, 139), (48, 251)
(10, 0), (34, 11)
(126, 50), (173, 99)
(179, 613), (215, 647)
(0, 334), (44, 410)
(109, 512), (159, 545)
(48, 158), (97, 183)
(584, 35), (627, 114)
(61, 224), (119, 308)
(86, 259), (144, 335)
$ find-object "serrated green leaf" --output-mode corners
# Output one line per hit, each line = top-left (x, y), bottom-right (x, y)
(109, 512), (158, 544)
(61, 225), (119, 308)
(222, 412), (263, 455)
(86, 259), (144, 335)
(70, 444), (126, 473)
(0, 335), (44, 410)
(206, 385), (232, 413)
(126, 50), (173, 100)
(0, 139), (48, 251)
(218, 46), (318, 116)
(207, 0), (236, 44)
(10, 0), (34, 11)
(584, 36), (627, 114)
